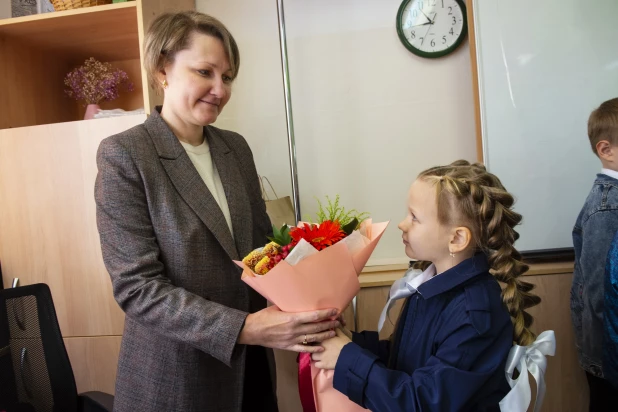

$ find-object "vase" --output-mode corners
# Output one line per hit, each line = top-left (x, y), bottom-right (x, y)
(84, 104), (101, 120)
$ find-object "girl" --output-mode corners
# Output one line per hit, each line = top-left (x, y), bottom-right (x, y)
(313, 160), (541, 411)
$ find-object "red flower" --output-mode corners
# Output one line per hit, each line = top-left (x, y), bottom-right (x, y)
(290, 221), (346, 251)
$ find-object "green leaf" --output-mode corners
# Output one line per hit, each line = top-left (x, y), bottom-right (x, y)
(314, 194), (370, 228)
(341, 218), (359, 236)
(267, 224), (292, 246)
(279, 225), (292, 245)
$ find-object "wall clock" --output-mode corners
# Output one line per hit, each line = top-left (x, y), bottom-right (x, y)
(396, 0), (468, 58)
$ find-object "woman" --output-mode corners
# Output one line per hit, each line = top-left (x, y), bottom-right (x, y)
(94, 11), (339, 412)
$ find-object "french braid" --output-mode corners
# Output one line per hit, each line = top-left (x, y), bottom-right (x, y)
(415, 160), (540, 345)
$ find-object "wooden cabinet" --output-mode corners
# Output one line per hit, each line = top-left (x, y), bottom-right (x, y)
(0, 115), (144, 336)
(0, 3), (142, 129)
(0, 0), (194, 129)
(64, 336), (122, 395)
(0, 0), (194, 395)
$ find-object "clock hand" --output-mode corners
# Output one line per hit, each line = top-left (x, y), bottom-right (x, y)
(421, 13), (436, 45)
(407, 7), (431, 29)
(420, 9), (434, 24)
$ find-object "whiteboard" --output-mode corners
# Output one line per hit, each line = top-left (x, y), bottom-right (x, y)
(474, 0), (618, 252)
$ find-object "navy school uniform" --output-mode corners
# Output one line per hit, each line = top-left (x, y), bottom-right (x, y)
(333, 254), (513, 411)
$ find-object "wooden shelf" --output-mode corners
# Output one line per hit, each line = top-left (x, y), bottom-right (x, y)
(0, 2), (143, 129)
(0, 2), (139, 61)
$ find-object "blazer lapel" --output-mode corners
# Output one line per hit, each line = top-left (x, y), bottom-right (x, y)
(144, 109), (239, 261)
(207, 127), (254, 259)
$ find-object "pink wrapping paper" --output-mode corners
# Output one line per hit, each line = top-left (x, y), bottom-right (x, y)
(235, 220), (389, 412)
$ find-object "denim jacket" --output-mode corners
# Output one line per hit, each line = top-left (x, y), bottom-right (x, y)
(572, 173), (618, 377)
(603, 230), (618, 387)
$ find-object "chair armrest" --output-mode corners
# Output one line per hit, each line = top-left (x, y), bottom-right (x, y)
(78, 391), (114, 412)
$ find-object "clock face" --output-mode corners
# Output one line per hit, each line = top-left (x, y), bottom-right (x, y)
(396, 0), (467, 58)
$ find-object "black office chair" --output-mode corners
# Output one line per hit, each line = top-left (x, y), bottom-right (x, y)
(0, 282), (113, 412)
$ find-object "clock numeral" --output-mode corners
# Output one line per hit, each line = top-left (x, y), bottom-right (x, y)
(430, 38), (436, 47)
(411, 30), (416, 39)
(418, 1), (423, 10)
(442, 35), (447, 44)
(448, 6), (452, 15)
(441, 0), (444, 7)
(420, 37), (424, 44)
(449, 27), (454, 36)
(452, 16), (457, 25)
(412, 9), (418, 17)
(430, 0), (437, 6)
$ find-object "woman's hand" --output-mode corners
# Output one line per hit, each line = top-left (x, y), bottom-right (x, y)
(311, 328), (351, 370)
(238, 306), (340, 353)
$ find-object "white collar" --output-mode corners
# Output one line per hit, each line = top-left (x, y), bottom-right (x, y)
(601, 168), (618, 181)
(377, 264), (436, 331)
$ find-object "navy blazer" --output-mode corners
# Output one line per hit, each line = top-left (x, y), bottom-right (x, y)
(334, 254), (513, 411)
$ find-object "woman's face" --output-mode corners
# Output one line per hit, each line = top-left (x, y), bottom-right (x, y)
(161, 31), (233, 127)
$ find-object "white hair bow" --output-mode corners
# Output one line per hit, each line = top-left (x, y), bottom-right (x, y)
(499, 330), (556, 412)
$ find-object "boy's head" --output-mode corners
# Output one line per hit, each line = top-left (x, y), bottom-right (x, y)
(589, 98), (618, 169)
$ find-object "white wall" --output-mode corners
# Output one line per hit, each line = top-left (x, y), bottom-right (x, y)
(199, 0), (477, 265)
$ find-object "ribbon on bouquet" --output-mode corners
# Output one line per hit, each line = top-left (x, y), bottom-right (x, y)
(499, 330), (556, 412)
(298, 352), (316, 412)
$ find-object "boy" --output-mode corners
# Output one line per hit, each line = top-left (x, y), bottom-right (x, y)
(572, 97), (618, 410)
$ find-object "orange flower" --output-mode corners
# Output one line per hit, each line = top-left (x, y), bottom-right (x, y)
(290, 221), (345, 251)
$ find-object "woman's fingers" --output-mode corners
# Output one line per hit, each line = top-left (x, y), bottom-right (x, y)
(297, 319), (340, 336)
(295, 308), (338, 324)
(304, 330), (336, 344)
(245, 306), (342, 351)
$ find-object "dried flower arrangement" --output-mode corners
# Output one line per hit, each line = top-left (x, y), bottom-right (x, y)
(64, 57), (134, 106)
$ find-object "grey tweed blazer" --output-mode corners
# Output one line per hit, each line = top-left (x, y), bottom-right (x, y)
(95, 108), (274, 412)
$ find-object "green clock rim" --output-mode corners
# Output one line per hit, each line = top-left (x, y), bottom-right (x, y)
(396, 0), (468, 59)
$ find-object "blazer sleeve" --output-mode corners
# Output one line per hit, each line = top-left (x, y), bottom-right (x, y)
(95, 136), (247, 367)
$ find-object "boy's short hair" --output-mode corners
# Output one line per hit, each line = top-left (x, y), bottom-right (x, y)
(589, 98), (618, 155)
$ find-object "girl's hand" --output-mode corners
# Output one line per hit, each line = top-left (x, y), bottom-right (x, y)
(311, 328), (351, 370)
(340, 326), (353, 340)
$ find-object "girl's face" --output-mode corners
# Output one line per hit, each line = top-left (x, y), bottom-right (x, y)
(398, 178), (453, 266)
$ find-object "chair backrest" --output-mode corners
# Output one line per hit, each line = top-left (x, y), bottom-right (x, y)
(0, 284), (78, 412)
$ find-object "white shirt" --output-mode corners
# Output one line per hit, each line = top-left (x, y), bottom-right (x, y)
(377, 264), (437, 331)
(602, 168), (618, 181)
(180, 139), (234, 237)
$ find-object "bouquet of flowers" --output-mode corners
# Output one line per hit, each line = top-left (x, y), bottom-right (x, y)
(64, 57), (134, 106)
(236, 196), (388, 412)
